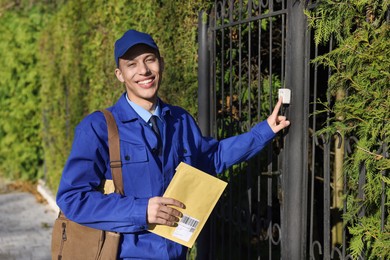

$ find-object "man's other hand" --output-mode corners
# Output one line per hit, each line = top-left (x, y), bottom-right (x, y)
(267, 98), (290, 133)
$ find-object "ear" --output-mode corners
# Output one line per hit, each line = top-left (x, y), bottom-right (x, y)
(115, 68), (125, 83)
(159, 57), (165, 73)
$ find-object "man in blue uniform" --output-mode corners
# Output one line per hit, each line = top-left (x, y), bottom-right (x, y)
(56, 29), (290, 259)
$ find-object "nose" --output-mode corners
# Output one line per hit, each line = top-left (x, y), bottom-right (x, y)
(138, 62), (150, 75)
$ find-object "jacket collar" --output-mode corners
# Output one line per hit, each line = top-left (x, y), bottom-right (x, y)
(114, 93), (172, 123)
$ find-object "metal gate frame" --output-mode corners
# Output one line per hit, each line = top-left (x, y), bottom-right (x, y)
(198, 0), (309, 259)
(198, 1), (388, 259)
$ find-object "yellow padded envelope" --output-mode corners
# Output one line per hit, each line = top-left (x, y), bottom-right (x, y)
(148, 162), (227, 248)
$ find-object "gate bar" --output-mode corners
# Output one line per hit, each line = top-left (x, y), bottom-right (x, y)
(282, 1), (309, 259)
(198, 10), (210, 136)
(197, 10), (211, 260)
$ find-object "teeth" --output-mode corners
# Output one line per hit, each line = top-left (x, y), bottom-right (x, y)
(138, 79), (153, 84)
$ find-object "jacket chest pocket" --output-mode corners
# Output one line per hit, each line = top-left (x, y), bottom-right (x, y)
(120, 141), (148, 164)
(119, 141), (152, 197)
(175, 141), (193, 164)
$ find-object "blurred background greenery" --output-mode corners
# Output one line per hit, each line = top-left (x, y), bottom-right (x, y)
(0, 0), (212, 191)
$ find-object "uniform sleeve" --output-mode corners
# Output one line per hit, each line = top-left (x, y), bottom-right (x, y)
(196, 120), (276, 175)
(56, 114), (148, 233)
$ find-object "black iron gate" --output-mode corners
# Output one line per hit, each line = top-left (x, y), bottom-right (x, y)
(198, 0), (307, 258)
(196, 0), (388, 259)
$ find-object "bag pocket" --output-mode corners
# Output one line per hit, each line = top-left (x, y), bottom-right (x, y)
(51, 215), (118, 260)
(99, 231), (121, 260)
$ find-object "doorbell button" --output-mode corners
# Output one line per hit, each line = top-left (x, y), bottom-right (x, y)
(278, 88), (291, 104)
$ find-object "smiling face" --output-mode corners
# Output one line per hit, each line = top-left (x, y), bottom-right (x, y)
(115, 44), (163, 112)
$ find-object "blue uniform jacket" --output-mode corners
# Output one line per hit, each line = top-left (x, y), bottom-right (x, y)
(56, 93), (276, 259)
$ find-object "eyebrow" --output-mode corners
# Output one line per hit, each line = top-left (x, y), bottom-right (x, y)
(125, 53), (157, 62)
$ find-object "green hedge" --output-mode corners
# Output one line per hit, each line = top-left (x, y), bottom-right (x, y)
(0, 0), (211, 191)
(0, 2), (51, 180)
(306, 0), (390, 258)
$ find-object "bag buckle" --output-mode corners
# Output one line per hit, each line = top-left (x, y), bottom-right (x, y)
(110, 160), (122, 168)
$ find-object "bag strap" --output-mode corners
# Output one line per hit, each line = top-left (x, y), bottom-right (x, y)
(100, 109), (124, 196)
(57, 110), (123, 218)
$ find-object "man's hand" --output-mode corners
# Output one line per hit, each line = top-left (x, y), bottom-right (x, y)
(267, 98), (290, 133)
(147, 197), (185, 226)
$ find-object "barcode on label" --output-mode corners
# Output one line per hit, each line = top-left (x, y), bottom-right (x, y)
(180, 215), (199, 232)
(172, 214), (200, 242)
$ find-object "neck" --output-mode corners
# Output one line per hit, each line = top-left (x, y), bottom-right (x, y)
(144, 101), (157, 113)
(127, 94), (158, 113)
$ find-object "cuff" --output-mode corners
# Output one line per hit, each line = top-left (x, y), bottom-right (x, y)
(252, 120), (276, 143)
(130, 197), (149, 228)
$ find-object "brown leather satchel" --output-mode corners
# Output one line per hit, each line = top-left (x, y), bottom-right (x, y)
(51, 110), (124, 260)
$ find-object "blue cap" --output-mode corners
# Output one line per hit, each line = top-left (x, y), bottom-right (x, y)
(114, 30), (159, 67)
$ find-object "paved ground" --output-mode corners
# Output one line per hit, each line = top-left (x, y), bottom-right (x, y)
(0, 178), (57, 260)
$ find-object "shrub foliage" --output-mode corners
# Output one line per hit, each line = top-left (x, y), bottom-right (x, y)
(0, 0), (211, 190)
(306, 0), (390, 258)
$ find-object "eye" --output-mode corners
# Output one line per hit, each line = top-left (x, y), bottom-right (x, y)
(145, 56), (157, 63)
